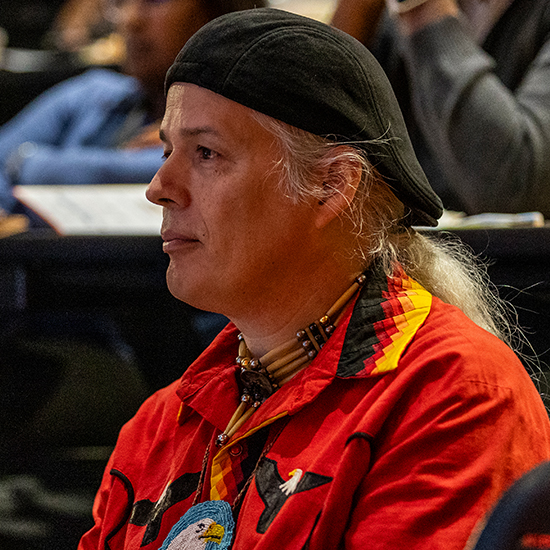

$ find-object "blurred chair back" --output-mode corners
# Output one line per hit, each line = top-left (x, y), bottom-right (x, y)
(472, 461), (550, 550)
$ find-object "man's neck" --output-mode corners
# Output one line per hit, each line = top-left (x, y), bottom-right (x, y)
(232, 263), (365, 359)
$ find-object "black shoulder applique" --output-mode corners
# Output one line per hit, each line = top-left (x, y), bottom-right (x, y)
(129, 471), (201, 547)
(254, 458), (332, 534)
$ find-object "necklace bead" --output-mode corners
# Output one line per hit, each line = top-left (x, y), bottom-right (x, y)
(216, 274), (366, 448)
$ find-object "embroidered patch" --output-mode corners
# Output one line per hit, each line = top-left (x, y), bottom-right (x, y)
(255, 458), (332, 534)
(279, 469), (303, 495)
(130, 472), (201, 546)
(160, 500), (235, 550)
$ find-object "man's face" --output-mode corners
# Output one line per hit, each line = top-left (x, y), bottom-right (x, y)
(146, 84), (321, 317)
(115, 0), (210, 88)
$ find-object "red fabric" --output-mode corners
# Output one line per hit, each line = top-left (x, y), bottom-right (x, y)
(79, 283), (550, 550)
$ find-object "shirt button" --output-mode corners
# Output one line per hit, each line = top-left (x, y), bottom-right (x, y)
(229, 444), (243, 457)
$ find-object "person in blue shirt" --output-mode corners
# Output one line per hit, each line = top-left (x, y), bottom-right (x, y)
(0, 0), (266, 215)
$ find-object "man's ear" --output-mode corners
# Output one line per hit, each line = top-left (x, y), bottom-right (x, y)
(314, 149), (363, 230)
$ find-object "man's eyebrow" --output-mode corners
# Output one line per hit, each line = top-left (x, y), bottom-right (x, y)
(159, 126), (221, 143)
(181, 126), (220, 138)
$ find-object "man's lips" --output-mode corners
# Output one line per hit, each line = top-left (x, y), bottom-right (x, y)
(161, 231), (200, 253)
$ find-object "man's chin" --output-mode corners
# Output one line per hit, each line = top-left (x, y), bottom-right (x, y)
(166, 274), (206, 310)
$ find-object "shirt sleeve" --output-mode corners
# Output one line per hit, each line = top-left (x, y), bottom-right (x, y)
(0, 69), (160, 212)
(78, 463), (134, 550)
(401, 15), (550, 215)
(342, 336), (550, 549)
(17, 145), (163, 185)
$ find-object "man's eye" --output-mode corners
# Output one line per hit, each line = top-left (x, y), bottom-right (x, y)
(198, 146), (216, 160)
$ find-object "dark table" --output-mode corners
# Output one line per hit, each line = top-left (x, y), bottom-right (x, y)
(0, 230), (227, 391)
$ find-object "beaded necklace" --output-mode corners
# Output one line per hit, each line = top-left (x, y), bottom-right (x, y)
(215, 273), (366, 448)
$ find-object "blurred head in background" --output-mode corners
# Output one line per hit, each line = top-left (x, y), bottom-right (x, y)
(111, 0), (267, 95)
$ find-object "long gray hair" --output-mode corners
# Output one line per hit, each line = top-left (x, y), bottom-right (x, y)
(252, 111), (516, 348)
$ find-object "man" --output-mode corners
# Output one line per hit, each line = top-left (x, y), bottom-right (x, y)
(331, 0), (550, 217)
(0, 0), (265, 214)
(79, 9), (550, 550)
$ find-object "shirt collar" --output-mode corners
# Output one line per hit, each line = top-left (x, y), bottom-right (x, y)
(176, 264), (432, 428)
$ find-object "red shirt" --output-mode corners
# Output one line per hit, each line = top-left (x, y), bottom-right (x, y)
(79, 271), (550, 549)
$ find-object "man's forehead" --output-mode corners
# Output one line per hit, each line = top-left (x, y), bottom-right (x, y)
(165, 83), (246, 117)
(166, 82), (240, 110)
(161, 83), (272, 143)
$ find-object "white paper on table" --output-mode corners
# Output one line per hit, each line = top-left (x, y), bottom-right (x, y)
(13, 184), (162, 235)
(421, 210), (546, 231)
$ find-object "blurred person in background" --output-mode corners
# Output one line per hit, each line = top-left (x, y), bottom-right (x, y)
(46, 0), (113, 52)
(0, 0), (266, 216)
(0, 0), (66, 49)
(331, 0), (550, 217)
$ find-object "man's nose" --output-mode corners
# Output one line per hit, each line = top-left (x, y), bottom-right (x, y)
(146, 158), (191, 208)
(145, 167), (168, 206)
